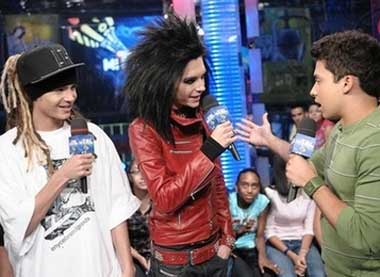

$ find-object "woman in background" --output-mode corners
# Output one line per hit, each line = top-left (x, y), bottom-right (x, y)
(265, 154), (325, 277)
(308, 103), (334, 150)
(127, 159), (151, 277)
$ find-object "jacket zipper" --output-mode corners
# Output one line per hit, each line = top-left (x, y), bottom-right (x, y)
(189, 167), (214, 200)
(168, 166), (214, 214)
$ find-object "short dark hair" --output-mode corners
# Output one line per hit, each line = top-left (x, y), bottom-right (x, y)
(235, 167), (262, 191)
(290, 104), (305, 112)
(125, 14), (207, 143)
(236, 167), (260, 183)
(311, 30), (380, 98)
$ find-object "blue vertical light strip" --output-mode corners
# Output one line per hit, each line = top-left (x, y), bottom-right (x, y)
(201, 0), (249, 190)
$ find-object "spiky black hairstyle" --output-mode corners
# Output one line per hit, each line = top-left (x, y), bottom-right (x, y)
(124, 14), (207, 143)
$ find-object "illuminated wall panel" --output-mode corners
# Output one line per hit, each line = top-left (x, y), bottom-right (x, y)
(201, 0), (249, 190)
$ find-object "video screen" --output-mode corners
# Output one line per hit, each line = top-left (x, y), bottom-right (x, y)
(4, 14), (59, 55)
(61, 15), (160, 116)
(0, 14), (60, 132)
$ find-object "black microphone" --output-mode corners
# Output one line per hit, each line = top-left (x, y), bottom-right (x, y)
(287, 117), (317, 202)
(69, 117), (95, 194)
(201, 95), (241, 160)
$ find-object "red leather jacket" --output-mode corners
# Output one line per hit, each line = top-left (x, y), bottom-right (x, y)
(128, 109), (234, 248)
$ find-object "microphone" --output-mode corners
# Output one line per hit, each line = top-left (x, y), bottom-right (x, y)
(201, 95), (241, 160)
(287, 117), (317, 202)
(69, 117), (95, 194)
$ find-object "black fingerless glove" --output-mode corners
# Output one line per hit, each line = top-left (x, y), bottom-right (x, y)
(201, 136), (226, 161)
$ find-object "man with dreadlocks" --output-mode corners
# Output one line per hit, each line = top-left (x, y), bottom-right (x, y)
(0, 44), (139, 277)
(127, 15), (235, 276)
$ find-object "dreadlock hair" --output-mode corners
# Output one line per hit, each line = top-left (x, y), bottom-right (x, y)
(311, 30), (380, 98)
(0, 55), (53, 174)
(125, 14), (207, 144)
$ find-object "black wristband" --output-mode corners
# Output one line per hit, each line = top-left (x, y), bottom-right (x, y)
(201, 136), (226, 161)
(283, 247), (290, 255)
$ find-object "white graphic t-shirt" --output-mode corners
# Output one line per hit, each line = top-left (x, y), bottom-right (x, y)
(0, 123), (140, 277)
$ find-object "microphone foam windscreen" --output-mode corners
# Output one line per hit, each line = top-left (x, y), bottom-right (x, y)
(201, 94), (219, 113)
(297, 117), (317, 137)
(71, 117), (88, 135)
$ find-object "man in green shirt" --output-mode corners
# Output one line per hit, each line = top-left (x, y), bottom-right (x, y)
(237, 30), (380, 276)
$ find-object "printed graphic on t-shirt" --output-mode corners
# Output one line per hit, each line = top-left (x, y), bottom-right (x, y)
(41, 159), (95, 241)
(232, 217), (257, 233)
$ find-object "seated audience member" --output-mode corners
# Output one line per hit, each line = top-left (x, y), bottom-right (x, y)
(229, 168), (279, 277)
(265, 155), (325, 277)
(127, 159), (151, 277)
(0, 225), (13, 277)
(308, 103), (334, 149)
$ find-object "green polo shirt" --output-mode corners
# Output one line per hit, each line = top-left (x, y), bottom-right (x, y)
(311, 109), (380, 276)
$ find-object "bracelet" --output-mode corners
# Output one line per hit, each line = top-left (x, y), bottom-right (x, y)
(283, 247), (290, 255)
(304, 176), (325, 197)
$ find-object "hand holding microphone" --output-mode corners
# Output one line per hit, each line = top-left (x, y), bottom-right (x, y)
(210, 121), (236, 148)
(68, 117), (95, 193)
(201, 95), (241, 160)
(58, 154), (94, 179)
(286, 117), (317, 202)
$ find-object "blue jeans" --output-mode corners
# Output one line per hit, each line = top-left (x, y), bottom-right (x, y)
(266, 240), (326, 277)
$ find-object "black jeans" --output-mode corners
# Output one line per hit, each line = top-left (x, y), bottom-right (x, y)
(233, 248), (277, 277)
(230, 255), (254, 277)
(134, 258), (148, 277)
(149, 255), (229, 277)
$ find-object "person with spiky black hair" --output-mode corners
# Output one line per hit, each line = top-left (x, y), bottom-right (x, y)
(127, 14), (236, 276)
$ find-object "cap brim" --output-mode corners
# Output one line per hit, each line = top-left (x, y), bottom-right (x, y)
(29, 63), (85, 84)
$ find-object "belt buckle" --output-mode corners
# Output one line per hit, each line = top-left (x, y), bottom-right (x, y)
(154, 249), (164, 262)
(189, 249), (195, 266)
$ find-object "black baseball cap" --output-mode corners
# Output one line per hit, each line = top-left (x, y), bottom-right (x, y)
(16, 44), (84, 86)
(16, 44), (84, 100)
